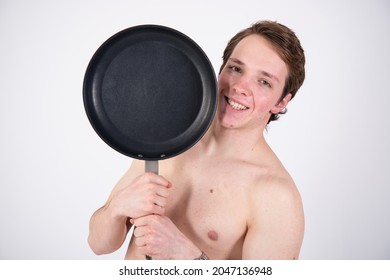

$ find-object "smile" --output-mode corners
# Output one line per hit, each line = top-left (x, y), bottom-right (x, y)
(226, 97), (248, 111)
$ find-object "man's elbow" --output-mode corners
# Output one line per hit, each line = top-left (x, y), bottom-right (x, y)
(87, 235), (118, 256)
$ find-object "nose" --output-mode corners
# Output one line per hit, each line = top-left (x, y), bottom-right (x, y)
(232, 76), (251, 97)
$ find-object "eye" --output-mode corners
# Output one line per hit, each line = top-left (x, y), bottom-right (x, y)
(227, 65), (241, 73)
(259, 79), (272, 88)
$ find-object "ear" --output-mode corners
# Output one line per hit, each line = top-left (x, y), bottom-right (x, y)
(270, 93), (292, 114)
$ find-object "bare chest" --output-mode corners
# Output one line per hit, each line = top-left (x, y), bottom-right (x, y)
(161, 158), (251, 259)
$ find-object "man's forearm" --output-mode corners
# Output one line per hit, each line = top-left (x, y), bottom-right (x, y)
(88, 203), (130, 255)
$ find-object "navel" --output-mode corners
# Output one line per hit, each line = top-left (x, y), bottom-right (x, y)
(207, 230), (219, 241)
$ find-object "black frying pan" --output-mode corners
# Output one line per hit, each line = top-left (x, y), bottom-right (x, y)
(83, 25), (217, 174)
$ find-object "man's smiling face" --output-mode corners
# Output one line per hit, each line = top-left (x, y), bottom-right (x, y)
(217, 34), (291, 130)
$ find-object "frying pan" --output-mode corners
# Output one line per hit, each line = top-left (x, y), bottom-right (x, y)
(83, 25), (217, 258)
(83, 25), (217, 173)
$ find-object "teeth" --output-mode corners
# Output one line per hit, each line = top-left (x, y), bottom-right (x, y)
(228, 98), (248, 110)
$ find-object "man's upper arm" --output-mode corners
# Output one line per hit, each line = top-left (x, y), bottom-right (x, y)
(242, 180), (304, 260)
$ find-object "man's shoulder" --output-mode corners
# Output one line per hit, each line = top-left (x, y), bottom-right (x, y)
(253, 168), (297, 197)
(248, 159), (302, 216)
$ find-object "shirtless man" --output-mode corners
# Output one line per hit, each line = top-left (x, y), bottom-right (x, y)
(88, 21), (306, 260)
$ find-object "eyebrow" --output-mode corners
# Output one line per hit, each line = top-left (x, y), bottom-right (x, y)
(229, 57), (280, 84)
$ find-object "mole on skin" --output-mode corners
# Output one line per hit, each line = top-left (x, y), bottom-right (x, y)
(208, 230), (218, 241)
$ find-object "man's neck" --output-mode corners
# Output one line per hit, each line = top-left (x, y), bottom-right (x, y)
(201, 120), (269, 160)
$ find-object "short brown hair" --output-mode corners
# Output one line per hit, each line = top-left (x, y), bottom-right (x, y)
(220, 21), (306, 124)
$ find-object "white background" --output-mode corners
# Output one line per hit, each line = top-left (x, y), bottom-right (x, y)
(0, 0), (389, 260)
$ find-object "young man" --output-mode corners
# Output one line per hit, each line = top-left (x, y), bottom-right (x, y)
(88, 20), (306, 260)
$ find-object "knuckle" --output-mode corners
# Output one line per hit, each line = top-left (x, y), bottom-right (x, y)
(145, 202), (155, 212)
(147, 192), (156, 200)
(142, 172), (154, 181)
(160, 198), (167, 207)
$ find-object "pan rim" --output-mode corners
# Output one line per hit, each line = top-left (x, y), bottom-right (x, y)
(83, 24), (217, 160)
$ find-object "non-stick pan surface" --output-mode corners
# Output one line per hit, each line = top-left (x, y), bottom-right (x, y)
(83, 25), (217, 160)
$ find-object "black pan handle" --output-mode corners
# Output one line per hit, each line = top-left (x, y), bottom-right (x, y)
(145, 160), (159, 174)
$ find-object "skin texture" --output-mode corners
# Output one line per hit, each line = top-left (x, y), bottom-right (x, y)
(88, 34), (304, 260)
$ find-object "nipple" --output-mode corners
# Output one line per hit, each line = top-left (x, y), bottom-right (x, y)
(207, 230), (219, 241)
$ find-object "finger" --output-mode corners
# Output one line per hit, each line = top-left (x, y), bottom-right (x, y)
(153, 195), (168, 208)
(133, 215), (150, 227)
(152, 204), (165, 215)
(134, 214), (163, 227)
(142, 201), (165, 216)
(155, 186), (171, 198)
(133, 226), (146, 238)
(142, 173), (171, 188)
(134, 236), (147, 247)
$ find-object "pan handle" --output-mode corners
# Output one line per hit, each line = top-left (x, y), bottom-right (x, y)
(144, 160), (159, 260)
(145, 160), (159, 174)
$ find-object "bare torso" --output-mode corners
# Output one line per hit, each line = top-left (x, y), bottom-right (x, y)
(124, 134), (296, 259)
